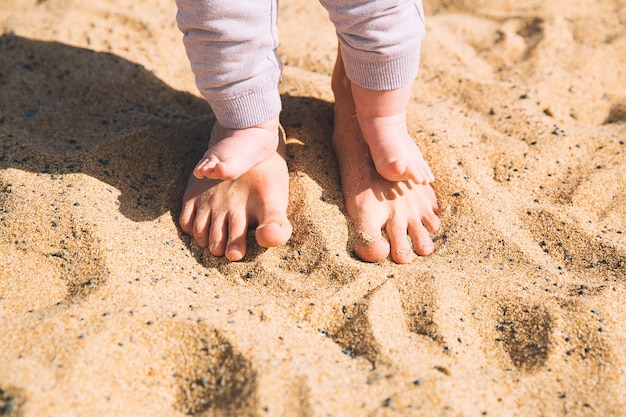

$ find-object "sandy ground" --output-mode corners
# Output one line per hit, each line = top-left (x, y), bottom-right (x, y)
(1, 0), (626, 416)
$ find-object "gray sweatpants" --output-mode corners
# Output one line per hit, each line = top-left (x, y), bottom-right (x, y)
(176, 0), (425, 129)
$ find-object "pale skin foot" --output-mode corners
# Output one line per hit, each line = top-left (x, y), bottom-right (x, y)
(332, 50), (441, 263)
(351, 76), (434, 184)
(180, 123), (292, 261)
(193, 117), (280, 181)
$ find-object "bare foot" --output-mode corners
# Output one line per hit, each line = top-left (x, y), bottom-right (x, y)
(180, 123), (292, 261)
(332, 52), (440, 263)
(193, 117), (280, 181)
(351, 81), (434, 184)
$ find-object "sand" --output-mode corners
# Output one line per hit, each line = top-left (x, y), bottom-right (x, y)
(1, 0), (625, 415)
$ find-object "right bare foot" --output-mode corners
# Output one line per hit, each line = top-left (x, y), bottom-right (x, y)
(351, 82), (435, 184)
(180, 123), (292, 261)
(332, 50), (441, 263)
(193, 117), (280, 181)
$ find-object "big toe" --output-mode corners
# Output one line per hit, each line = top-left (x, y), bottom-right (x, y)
(256, 211), (292, 248)
(211, 160), (244, 181)
(353, 227), (390, 263)
(193, 157), (217, 179)
(256, 219), (292, 248)
(376, 158), (408, 182)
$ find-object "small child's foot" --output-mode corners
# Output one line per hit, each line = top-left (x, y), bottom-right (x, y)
(193, 117), (280, 181)
(333, 108), (440, 263)
(356, 112), (435, 183)
(351, 83), (435, 184)
(332, 50), (440, 263)
(180, 122), (292, 261)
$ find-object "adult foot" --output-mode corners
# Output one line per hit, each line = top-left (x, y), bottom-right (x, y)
(332, 53), (440, 263)
(351, 82), (435, 184)
(193, 117), (280, 181)
(180, 122), (292, 261)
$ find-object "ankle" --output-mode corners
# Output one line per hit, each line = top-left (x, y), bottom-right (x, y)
(351, 82), (412, 119)
(247, 116), (280, 135)
(357, 112), (408, 140)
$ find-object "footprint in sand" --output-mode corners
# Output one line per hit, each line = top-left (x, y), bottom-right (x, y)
(496, 302), (552, 371)
(0, 385), (27, 417)
(524, 207), (626, 282)
(0, 175), (108, 314)
(169, 324), (258, 417)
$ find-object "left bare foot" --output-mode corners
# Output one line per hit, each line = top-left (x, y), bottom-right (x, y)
(180, 123), (292, 261)
(193, 117), (280, 181)
(351, 82), (435, 184)
(332, 52), (440, 263)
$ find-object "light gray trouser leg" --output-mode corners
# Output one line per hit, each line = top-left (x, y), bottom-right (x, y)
(176, 0), (425, 129)
(176, 0), (282, 129)
(319, 0), (425, 90)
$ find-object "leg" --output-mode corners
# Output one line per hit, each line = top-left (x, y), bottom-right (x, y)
(177, 0), (282, 180)
(319, 0), (432, 183)
(331, 49), (440, 263)
(179, 123), (292, 261)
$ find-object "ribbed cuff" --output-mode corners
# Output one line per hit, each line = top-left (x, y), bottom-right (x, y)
(340, 44), (422, 91)
(207, 78), (282, 129)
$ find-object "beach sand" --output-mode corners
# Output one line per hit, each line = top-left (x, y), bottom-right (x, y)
(1, 0), (625, 415)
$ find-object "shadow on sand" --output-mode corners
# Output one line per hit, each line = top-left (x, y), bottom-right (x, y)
(0, 34), (344, 262)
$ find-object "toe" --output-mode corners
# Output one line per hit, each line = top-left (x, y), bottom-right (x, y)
(407, 162), (436, 185)
(409, 219), (435, 256)
(256, 211), (292, 248)
(211, 160), (242, 182)
(192, 163), (205, 179)
(420, 166), (435, 184)
(405, 164), (427, 185)
(208, 213), (227, 256)
(420, 186), (441, 233)
(193, 157), (218, 179)
(191, 209), (210, 248)
(422, 209), (441, 234)
(377, 158), (407, 182)
(179, 200), (196, 236)
(225, 212), (248, 261)
(387, 216), (415, 264)
(352, 219), (390, 263)
(424, 165), (435, 183)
